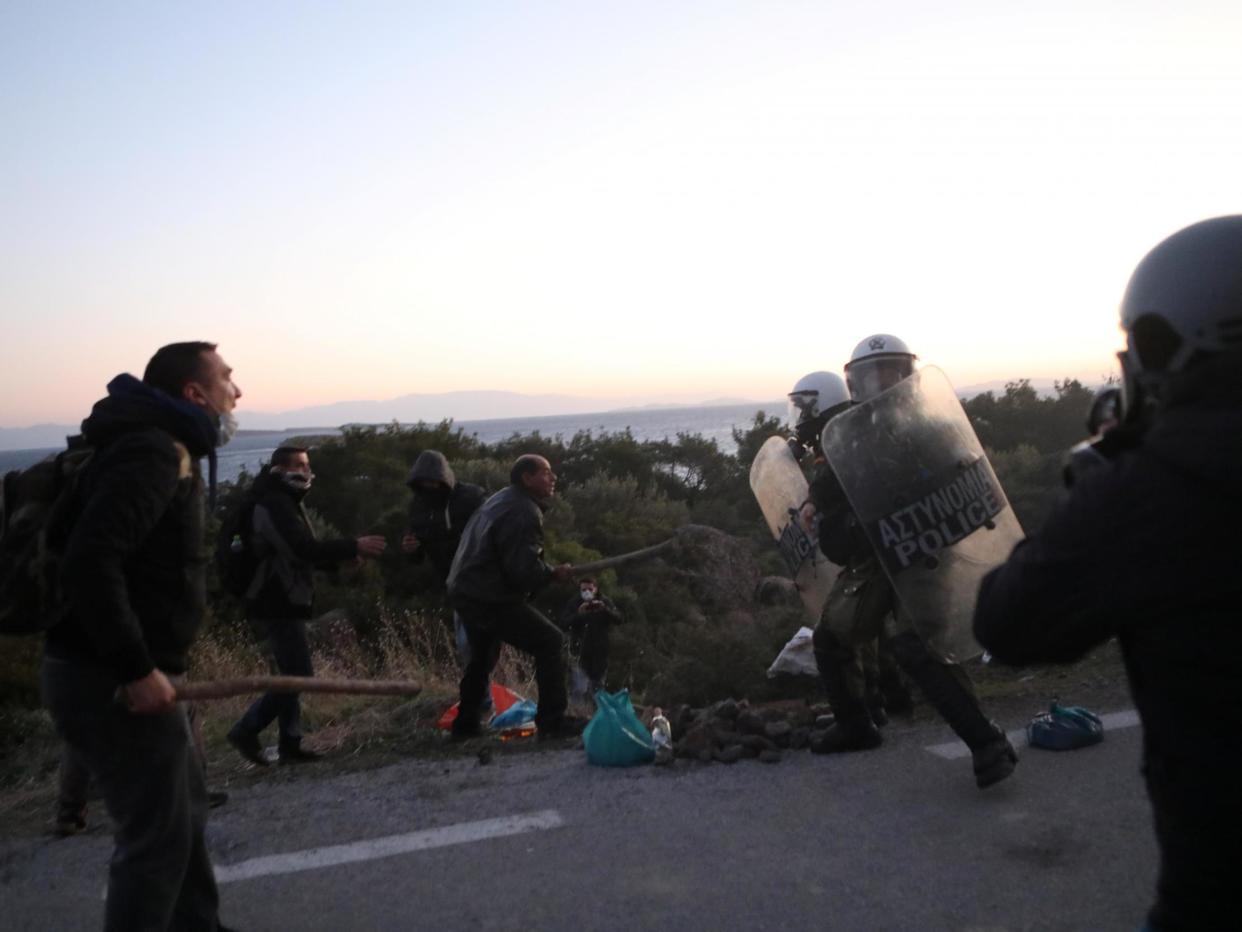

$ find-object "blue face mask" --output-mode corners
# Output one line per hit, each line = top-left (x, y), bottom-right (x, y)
(581, 589), (597, 601)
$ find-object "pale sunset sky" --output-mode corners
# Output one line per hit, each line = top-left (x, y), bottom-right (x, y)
(3, 1), (1241, 427)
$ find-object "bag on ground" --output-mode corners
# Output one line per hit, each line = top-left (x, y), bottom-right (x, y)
(1027, 702), (1104, 750)
(583, 688), (655, 767)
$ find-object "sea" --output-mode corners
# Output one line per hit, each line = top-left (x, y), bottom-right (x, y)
(0, 402), (784, 484)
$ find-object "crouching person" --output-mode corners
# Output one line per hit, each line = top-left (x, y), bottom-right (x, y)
(227, 446), (386, 765)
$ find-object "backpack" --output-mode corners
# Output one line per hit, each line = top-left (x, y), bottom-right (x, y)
(215, 492), (263, 600)
(0, 443), (93, 635)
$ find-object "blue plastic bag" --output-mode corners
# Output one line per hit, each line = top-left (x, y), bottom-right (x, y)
(583, 689), (656, 767)
(490, 699), (538, 730)
(1027, 702), (1104, 750)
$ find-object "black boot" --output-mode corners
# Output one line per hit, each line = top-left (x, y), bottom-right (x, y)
(278, 737), (323, 764)
(890, 632), (1016, 788)
(812, 634), (882, 754)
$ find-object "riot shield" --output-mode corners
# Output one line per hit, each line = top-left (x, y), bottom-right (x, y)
(748, 436), (841, 621)
(821, 367), (1024, 663)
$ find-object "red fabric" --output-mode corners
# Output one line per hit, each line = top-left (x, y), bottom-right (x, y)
(436, 684), (523, 730)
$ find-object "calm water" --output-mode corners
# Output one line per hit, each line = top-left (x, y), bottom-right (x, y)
(0, 402), (783, 483)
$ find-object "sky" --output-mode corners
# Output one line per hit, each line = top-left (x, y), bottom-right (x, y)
(3, 1), (1241, 427)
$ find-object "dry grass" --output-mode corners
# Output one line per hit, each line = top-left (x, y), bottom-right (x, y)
(0, 606), (547, 837)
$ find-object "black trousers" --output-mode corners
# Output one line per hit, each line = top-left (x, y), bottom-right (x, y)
(42, 656), (220, 932)
(453, 597), (567, 730)
(234, 617), (313, 745)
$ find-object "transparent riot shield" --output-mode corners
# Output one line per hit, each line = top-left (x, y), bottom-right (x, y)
(749, 436), (841, 621)
(821, 367), (1024, 662)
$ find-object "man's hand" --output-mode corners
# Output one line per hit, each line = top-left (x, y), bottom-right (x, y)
(401, 534), (421, 554)
(123, 669), (177, 714)
(357, 535), (388, 558)
(551, 563), (573, 582)
(799, 502), (818, 534)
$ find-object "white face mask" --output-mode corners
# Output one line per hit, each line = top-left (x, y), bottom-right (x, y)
(216, 410), (239, 447)
(279, 470), (314, 491)
(581, 589), (597, 601)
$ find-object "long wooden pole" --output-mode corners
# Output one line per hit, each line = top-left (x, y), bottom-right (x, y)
(175, 676), (422, 702)
(568, 537), (676, 574)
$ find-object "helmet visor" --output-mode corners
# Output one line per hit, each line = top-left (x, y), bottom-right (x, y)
(847, 355), (915, 401)
(787, 391), (820, 427)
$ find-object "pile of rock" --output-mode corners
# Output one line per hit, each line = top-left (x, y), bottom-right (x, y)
(659, 698), (835, 765)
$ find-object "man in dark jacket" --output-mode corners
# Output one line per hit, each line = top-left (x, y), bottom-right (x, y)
(227, 446), (387, 764)
(401, 449), (487, 667)
(447, 454), (576, 739)
(975, 216), (1242, 931)
(559, 577), (624, 702)
(42, 341), (239, 931)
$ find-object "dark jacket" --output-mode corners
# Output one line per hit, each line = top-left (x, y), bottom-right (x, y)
(974, 364), (1242, 931)
(807, 463), (871, 569)
(447, 485), (552, 605)
(405, 451), (486, 584)
(49, 375), (219, 681)
(559, 593), (623, 680)
(246, 471), (358, 620)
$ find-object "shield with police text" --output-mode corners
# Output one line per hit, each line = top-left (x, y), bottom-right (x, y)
(749, 436), (841, 622)
(820, 366), (1024, 663)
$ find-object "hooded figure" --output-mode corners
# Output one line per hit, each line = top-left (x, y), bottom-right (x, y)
(404, 450), (487, 584)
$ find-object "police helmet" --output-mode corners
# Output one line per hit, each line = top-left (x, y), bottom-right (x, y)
(1119, 216), (1242, 411)
(787, 371), (849, 430)
(843, 334), (917, 402)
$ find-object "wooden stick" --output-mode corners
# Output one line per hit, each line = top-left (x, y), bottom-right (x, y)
(568, 538), (676, 574)
(175, 677), (422, 702)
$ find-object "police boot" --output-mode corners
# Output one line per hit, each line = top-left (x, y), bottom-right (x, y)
(890, 632), (1017, 788)
(811, 645), (881, 754)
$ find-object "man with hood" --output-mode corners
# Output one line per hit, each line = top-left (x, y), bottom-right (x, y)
(974, 216), (1242, 930)
(41, 341), (239, 931)
(227, 445), (386, 765)
(447, 454), (579, 740)
(402, 450), (487, 668)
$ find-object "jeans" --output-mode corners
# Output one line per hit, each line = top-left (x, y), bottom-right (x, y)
(453, 598), (567, 731)
(234, 617), (313, 746)
(42, 656), (220, 932)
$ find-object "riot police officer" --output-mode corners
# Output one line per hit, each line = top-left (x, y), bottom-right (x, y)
(975, 216), (1242, 929)
(804, 336), (1017, 789)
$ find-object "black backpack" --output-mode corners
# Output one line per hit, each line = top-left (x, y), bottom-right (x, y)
(215, 489), (263, 600)
(0, 442), (93, 635)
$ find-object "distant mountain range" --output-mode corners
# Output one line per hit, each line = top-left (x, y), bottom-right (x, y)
(0, 381), (1104, 452)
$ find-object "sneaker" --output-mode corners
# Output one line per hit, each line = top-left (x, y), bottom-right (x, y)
(227, 727), (269, 768)
(973, 735), (1018, 789)
(278, 742), (323, 765)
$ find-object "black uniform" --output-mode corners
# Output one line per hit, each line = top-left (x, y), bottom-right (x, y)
(808, 461), (1015, 787)
(43, 374), (222, 931)
(975, 362), (1242, 930)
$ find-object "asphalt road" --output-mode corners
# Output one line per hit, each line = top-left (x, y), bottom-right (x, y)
(1, 709), (1157, 931)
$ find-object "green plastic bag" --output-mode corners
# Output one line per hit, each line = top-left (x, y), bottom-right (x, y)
(583, 689), (656, 767)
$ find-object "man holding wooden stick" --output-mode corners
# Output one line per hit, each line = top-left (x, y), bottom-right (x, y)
(42, 341), (240, 932)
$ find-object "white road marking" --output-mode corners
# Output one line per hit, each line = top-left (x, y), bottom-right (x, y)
(213, 809), (565, 885)
(924, 709), (1142, 760)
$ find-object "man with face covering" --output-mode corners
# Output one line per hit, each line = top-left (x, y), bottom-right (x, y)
(402, 450), (487, 665)
(42, 341), (240, 931)
(559, 577), (625, 703)
(227, 446), (387, 765)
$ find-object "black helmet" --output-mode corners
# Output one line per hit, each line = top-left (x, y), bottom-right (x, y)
(1119, 216), (1242, 412)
